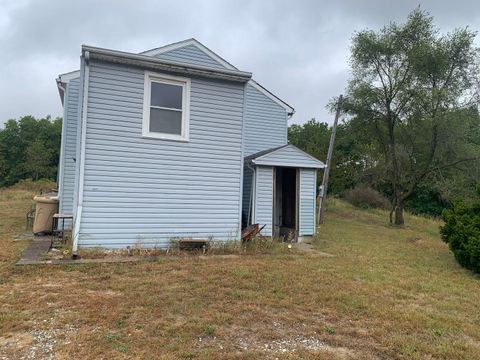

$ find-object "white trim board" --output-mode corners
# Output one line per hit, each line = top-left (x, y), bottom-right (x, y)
(141, 38), (238, 71)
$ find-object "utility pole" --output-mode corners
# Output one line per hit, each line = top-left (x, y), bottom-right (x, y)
(318, 95), (343, 225)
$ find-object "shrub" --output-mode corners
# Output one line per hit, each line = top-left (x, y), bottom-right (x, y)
(404, 185), (451, 217)
(343, 186), (390, 209)
(440, 201), (480, 273)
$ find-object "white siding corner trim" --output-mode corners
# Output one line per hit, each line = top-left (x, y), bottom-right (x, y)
(142, 71), (191, 142)
(72, 57), (90, 253)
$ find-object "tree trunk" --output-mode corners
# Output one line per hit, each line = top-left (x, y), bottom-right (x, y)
(394, 202), (404, 226)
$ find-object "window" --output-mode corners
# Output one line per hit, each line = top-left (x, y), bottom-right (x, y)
(142, 72), (190, 141)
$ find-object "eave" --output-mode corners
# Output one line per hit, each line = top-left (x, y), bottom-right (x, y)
(82, 45), (252, 83)
(56, 70), (81, 105)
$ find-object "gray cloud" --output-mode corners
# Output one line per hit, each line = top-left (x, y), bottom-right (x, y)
(1, 0), (479, 127)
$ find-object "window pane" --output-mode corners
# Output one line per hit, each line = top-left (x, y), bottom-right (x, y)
(149, 108), (182, 135)
(151, 82), (183, 109)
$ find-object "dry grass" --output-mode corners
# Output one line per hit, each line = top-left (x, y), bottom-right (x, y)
(74, 237), (291, 260)
(1, 185), (480, 359)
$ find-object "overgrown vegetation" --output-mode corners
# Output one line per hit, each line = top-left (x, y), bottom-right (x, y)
(75, 237), (291, 259)
(1, 186), (480, 359)
(441, 189), (480, 273)
(343, 186), (390, 209)
(0, 116), (62, 187)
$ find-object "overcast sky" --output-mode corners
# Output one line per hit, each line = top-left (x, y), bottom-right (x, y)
(1, 0), (479, 127)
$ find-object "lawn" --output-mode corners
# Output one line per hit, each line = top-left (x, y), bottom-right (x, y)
(1, 183), (479, 359)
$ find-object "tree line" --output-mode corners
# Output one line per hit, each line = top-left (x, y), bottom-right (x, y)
(0, 116), (62, 187)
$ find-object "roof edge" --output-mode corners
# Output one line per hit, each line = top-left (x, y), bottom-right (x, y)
(247, 144), (325, 169)
(56, 70), (81, 105)
(82, 45), (252, 82)
(57, 70), (80, 83)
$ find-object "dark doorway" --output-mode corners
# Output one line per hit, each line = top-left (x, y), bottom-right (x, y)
(273, 167), (298, 241)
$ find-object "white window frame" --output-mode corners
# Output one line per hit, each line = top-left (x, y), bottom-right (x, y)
(142, 71), (191, 141)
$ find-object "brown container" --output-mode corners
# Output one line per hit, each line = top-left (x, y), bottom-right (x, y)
(33, 195), (59, 234)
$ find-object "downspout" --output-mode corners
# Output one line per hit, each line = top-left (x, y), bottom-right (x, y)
(56, 80), (66, 98)
(72, 50), (90, 257)
(56, 79), (67, 207)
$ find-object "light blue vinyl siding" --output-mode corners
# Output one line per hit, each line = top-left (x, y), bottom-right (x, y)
(58, 77), (80, 217)
(299, 169), (316, 236)
(253, 145), (324, 168)
(254, 166), (273, 236)
(154, 44), (228, 70)
(243, 83), (287, 156)
(78, 60), (244, 248)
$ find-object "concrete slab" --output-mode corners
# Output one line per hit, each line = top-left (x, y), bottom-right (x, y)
(16, 236), (51, 265)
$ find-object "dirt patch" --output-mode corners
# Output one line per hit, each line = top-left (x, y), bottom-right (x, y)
(244, 335), (355, 356)
(294, 242), (334, 256)
(0, 323), (77, 359)
(232, 331), (362, 359)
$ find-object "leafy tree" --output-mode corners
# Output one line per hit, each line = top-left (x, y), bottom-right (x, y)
(0, 119), (25, 184)
(0, 116), (62, 187)
(344, 8), (480, 225)
(25, 139), (54, 181)
(288, 119), (330, 159)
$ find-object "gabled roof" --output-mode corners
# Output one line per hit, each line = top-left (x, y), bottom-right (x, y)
(246, 144), (325, 169)
(141, 38), (238, 71)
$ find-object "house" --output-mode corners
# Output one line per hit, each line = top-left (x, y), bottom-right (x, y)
(55, 39), (325, 253)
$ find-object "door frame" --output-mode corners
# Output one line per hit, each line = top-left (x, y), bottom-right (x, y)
(272, 166), (299, 240)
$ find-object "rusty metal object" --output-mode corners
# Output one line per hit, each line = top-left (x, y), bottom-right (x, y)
(241, 224), (266, 242)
